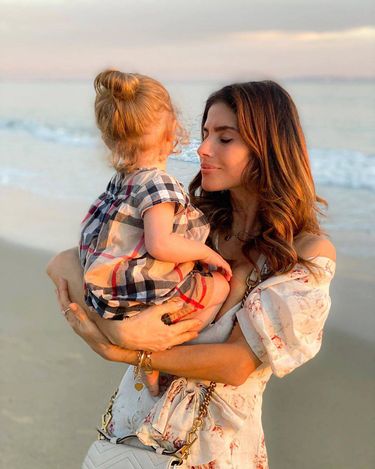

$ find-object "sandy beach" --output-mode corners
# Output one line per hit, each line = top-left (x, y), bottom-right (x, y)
(0, 237), (374, 469)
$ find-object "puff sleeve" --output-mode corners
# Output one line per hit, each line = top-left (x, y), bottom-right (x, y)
(236, 257), (335, 378)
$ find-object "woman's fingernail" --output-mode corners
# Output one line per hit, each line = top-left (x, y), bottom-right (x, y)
(70, 304), (77, 312)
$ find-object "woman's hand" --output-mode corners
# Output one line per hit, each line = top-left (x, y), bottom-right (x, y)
(47, 249), (203, 352)
(56, 278), (201, 352)
(56, 278), (137, 363)
(102, 300), (202, 352)
(56, 278), (260, 384)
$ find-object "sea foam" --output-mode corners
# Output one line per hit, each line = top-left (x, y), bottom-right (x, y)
(1, 118), (374, 192)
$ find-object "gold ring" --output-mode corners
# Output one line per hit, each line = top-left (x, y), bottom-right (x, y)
(63, 307), (71, 316)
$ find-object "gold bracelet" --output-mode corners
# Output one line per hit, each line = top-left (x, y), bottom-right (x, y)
(133, 350), (153, 391)
(133, 351), (144, 391)
(141, 351), (153, 375)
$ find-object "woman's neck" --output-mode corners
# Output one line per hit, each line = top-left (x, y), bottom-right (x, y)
(229, 187), (259, 235)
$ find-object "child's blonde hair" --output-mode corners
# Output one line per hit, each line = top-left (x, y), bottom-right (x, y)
(94, 70), (186, 172)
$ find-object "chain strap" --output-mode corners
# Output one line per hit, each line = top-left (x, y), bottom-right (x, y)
(98, 388), (119, 439)
(240, 254), (267, 308)
(97, 382), (217, 461)
(177, 381), (217, 460)
(241, 271), (260, 308)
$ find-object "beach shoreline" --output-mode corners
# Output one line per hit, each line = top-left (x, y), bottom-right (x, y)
(1, 154), (375, 258)
(0, 237), (374, 468)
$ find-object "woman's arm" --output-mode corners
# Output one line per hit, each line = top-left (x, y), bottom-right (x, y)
(46, 248), (202, 351)
(56, 279), (260, 386)
(151, 323), (261, 385)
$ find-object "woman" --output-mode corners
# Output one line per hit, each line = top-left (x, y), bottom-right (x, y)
(48, 80), (336, 468)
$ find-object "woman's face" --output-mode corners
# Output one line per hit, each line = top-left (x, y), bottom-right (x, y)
(197, 102), (250, 193)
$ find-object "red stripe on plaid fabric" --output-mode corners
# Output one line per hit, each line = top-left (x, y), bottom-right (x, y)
(81, 198), (102, 223)
(198, 275), (207, 304)
(175, 287), (205, 310)
(173, 265), (184, 282)
(111, 234), (144, 297)
(111, 262), (122, 297)
(125, 176), (135, 195)
(99, 252), (117, 259)
(81, 246), (116, 259)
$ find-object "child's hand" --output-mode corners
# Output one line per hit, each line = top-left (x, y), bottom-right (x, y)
(200, 249), (232, 281)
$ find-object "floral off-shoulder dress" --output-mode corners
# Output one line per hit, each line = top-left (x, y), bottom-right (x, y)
(109, 256), (335, 468)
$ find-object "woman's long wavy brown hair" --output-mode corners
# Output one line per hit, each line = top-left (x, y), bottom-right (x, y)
(189, 81), (327, 277)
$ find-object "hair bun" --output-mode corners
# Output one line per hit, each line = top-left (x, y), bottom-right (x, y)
(94, 70), (139, 101)
(120, 73), (140, 100)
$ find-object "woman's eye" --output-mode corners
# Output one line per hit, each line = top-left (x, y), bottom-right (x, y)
(220, 138), (233, 144)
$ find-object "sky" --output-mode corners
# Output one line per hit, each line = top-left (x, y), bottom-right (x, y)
(1, 0), (374, 80)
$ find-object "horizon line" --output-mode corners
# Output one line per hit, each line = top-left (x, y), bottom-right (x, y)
(1, 75), (375, 84)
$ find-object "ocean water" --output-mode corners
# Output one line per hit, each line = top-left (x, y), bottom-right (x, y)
(0, 79), (374, 254)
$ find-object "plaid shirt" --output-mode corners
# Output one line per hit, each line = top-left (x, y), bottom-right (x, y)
(79, 168), (210, 318)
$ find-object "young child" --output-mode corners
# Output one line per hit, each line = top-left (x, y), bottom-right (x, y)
(79, 70), (231, 395)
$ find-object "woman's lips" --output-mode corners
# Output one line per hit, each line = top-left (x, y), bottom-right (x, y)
(200, 165), (219, 173)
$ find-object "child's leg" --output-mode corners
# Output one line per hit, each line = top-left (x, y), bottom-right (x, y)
(143, 370), (160, 397)
(146, 271), (230, 395)
(165, 271), (229, 329)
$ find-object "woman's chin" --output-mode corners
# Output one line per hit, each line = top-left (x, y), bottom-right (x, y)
(201, 178), (222, 193)
(202, 183), (217, 192)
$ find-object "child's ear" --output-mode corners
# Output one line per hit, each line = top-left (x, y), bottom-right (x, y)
(166, 118), (177, 142)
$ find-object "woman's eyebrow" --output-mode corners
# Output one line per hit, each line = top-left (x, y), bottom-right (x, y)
(203, 125), (238, 133)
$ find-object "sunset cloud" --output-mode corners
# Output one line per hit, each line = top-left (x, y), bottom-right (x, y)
(233, 26), (375, 42)
(1, 0), (374, 79)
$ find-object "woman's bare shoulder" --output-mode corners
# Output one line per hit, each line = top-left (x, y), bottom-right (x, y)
(294, 233), (336, 262)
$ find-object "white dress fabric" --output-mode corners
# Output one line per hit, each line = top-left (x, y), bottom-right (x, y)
(109, 256), (335, 468)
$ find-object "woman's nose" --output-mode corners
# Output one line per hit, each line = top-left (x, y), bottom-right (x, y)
(197, 139), (211, 159)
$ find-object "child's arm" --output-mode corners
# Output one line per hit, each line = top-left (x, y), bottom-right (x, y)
(143, 202), (232, 279)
